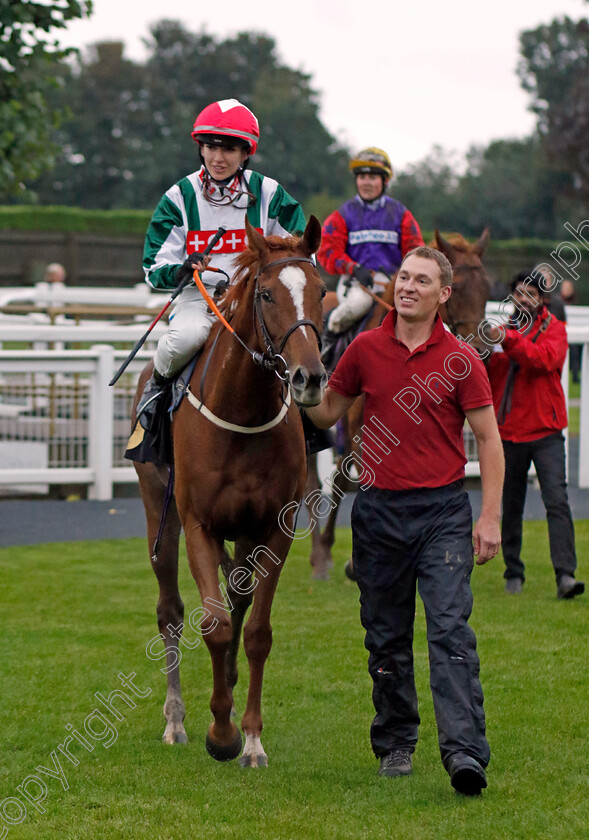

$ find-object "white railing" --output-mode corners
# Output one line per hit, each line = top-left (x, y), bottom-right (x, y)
(0, 282), (168, 309)
(0, 345), (150, 499)
(0, 316), (588, 500)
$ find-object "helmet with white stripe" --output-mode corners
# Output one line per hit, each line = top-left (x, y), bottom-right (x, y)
(191, 99), (260, 155)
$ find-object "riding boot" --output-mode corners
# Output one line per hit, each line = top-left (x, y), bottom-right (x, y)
(137, 369), (172, 431)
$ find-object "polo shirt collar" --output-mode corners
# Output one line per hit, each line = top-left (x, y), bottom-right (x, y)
(381, 309), (447, 350)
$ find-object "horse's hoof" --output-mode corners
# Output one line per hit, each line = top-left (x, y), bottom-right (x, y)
(162, 722), (188, 744)
(344, 559), (357, 581)
(205, 728), (242, 762)
(312, 568), (330, 581)
(162, 730), (188, 745)
(239, 753), (268, 768)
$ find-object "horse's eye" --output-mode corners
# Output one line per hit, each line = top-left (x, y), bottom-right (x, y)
(260, 289), (273, 302)
(321, 286), (327, 299)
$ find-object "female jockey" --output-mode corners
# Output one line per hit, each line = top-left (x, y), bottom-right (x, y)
(317, 147), (424, 334)
(137, 98), (306, 427)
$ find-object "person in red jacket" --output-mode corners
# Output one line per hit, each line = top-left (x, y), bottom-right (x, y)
(487, 271), (584, 599)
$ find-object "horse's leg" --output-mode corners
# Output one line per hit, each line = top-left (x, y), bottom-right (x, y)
(239, 530), (291, 768)
(135, 462), (186, 744)
(183, 516), (242, 761)
(306, 452), (331, 579)
(314, 456), (347, 578)
(341, 398), (365, 581)
(222, 540), (254, 719)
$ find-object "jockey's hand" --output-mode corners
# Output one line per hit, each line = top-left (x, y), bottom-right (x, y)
(352, 264), (374, 289)
(175, 252), (211, 286)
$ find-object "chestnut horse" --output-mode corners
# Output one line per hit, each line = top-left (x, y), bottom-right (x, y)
(133, 217), (327, 766)
(308, 228), (491, 580)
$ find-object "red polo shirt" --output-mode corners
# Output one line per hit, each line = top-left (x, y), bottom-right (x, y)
(329, 310), (493, 490)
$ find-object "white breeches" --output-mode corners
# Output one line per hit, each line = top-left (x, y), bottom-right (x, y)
(154, 289), (215, 378)
(327, 276), (373, 334)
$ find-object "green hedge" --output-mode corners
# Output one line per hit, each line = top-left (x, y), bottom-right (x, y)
(0, 206), (151, 236)
(0, 206), (565, 253)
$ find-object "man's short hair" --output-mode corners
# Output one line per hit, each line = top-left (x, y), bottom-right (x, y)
(402, 246), (453, 287)
(511, 270), (542, 294)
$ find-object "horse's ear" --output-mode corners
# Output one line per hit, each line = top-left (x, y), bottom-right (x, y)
(245, 216), (268, 257)
(299, 215), (322, 257)
(434, 229), (457, 264)
(474, 227), (490, 256)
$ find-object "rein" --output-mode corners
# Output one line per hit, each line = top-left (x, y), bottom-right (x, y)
(193, 255), (322, 382)
(364, 286), (393, 312)
(185, 254), (322, 432)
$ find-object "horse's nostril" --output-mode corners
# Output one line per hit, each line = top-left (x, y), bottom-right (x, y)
(291, 368), (307, 389)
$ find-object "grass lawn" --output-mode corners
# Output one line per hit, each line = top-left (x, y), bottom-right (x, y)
(0, 524), (587, 840)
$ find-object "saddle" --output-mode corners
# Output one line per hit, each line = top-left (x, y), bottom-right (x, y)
(124, 358), (199, 466)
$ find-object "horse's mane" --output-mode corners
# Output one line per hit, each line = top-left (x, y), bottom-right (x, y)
(219, 233), (300, 313)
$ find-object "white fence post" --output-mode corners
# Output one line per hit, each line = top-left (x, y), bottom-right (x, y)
(88, 345), (114, 500)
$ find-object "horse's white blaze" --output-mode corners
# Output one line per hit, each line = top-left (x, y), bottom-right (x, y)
(279, 266), (308, 338)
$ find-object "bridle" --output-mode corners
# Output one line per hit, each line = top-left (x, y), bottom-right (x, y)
(252, 256), (323, 382)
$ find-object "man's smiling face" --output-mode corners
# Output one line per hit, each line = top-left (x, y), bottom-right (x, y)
(394, 254), (452, 323)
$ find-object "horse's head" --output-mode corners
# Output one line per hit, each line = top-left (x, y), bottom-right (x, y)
(434, 229), (491, 355)
(239, 216), (328, 407)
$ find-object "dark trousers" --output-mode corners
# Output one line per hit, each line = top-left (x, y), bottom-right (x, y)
(502, 433), (577, 583)
(351, 483), (490, 770)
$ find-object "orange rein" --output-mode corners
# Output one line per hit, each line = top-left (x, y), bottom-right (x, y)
(191, 268), (235, 334)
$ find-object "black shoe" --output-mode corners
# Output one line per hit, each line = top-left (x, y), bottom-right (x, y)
(344, 559), (356, 581)
(378, 749), (412, 777)
(137, 372), (169, 431)
(447, 753), (487, 796)
(505, 577), (523, 594)
(557, 575), (585, 600)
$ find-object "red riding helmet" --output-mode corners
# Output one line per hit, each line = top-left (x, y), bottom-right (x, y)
(191, 99), (260, 155)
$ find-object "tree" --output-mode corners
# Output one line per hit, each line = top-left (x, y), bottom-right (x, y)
(0, 0), (93, 197)
(34, 41), (153, 207)
(393, 139), (568, 239)
(518, 14), (589, 198)
(28, 22), (349, 209)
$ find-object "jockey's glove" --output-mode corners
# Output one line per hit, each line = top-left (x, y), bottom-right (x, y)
(175, 252), (205, 287)
(352, 264), (374, 289)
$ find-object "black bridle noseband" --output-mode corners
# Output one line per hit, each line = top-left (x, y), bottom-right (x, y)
(252, 256), (323, 381)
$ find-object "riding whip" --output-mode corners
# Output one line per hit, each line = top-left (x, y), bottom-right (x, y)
(109, 226), (227, 385)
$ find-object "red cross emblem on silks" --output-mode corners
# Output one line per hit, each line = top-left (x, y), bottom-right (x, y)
(186, 228), (262, 254)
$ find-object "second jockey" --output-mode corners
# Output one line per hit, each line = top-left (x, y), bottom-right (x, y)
(137, 98), (306, 428)
(317, 147), (424, 333)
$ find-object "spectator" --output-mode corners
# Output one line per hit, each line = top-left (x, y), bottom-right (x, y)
(540, 265), (566, 322)
(42, 263), (67, 287)
(305, 246), (503, 796)
(487, 271), (584, 599)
